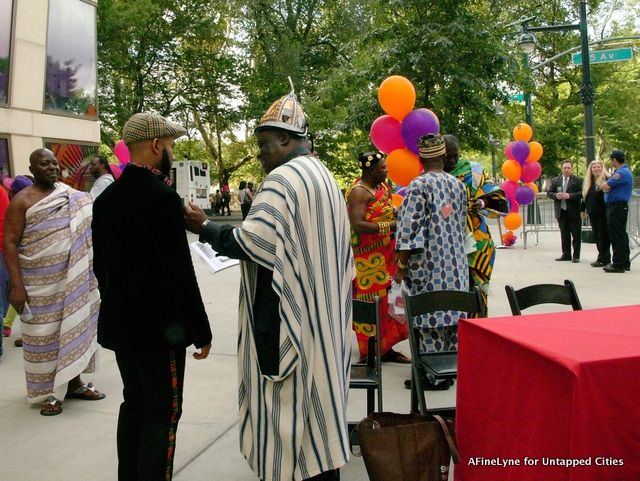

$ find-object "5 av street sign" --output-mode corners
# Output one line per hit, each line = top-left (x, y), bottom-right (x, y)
(572, 47), (634, 65)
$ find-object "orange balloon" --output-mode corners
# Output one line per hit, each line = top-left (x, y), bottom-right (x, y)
(387, 148), (421, 186)
(504, 212), (522, 230)
(501, 159), (522, 182)
(378, 76), (416, 121)
(513, 123), (533, 142)
(391, 193), (404, 208)
(526, 141), (543, 162)
(525, 182), (539, 195)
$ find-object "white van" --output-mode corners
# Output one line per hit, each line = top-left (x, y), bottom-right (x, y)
(170, 160), (211, 209)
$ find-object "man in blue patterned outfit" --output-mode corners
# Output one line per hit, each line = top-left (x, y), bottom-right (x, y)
(395, 134), (469, 390)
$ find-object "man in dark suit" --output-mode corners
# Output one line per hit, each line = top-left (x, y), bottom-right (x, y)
(547, 160), (583, 262)
(92, 113), (212, 481)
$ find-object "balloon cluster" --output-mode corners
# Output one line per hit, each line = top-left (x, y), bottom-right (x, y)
(370, 76), (440, 187)
(500, 123), (543, 231)
(502, 230), (517, 247)
(112, 140), (131, 179)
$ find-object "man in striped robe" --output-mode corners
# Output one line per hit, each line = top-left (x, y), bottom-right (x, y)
(185, 89), (354, 481)
(3, 148), (103, 416)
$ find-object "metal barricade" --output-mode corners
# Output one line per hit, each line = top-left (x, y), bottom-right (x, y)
(520, 192), (640, 251)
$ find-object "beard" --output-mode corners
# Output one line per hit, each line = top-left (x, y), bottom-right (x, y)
(160, 148), (172, 176)
(444, 158), (457, 173)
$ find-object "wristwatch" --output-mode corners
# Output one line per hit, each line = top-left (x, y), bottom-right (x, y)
(201, 219), (210, 229)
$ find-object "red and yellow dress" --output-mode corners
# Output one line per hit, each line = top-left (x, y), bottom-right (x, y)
(346, 180), (408, 358)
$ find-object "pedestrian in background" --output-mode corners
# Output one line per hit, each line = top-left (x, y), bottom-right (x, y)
(601, 149), (632, 273)
(547, 160), (583, 262)
(581, 160), (611, 268)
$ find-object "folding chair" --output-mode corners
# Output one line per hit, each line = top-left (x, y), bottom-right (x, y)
(403, 287), (486, 415)
(505, 279), (582, 316)
(349, 297), (383, 416)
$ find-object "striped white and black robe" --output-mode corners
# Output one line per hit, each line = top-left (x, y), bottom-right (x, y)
(201, 151), (355, 481)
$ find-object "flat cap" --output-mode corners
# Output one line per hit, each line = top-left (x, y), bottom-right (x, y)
(122, 112), (187, 146)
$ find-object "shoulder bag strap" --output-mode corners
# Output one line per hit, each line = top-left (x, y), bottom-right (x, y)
(433, 415), (460, 464)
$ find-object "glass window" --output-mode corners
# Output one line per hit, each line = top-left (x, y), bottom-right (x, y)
(45, 0), (97, 117)
(0, 137), (10, 182)
(45, 140), (97, 191)
(0, 0), (13, 105)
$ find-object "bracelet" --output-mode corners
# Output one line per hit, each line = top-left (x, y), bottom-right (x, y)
(202, 219), (210, 228)
(378, 221), (392, 236)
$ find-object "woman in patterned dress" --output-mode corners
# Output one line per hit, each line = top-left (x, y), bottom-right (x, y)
(346, 152), (410, 363)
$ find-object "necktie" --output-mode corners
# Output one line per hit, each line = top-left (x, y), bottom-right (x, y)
(561, 177), (567, 210)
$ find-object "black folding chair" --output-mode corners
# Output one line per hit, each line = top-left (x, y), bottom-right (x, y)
(403, 287), (486, 415)
(349, 297), (383, 416)
(505, 279), (582, 316)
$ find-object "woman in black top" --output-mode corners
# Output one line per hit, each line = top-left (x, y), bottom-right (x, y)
(581, 160), (611, 267)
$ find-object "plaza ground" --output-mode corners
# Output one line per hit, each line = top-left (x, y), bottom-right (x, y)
(0, 219), (637, 481)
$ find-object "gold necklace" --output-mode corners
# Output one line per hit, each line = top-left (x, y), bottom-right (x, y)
(356, 181), (377, 197)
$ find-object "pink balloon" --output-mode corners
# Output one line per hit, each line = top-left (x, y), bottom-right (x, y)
(114, 140), (130, 164)
(509, 199), (520, 213)
(110, 163), (122, 180)
(370, 115), (405, 154)
(505, 142), (515, 160)
(521, 161), (542, 183)
(501, 180), (518, 200)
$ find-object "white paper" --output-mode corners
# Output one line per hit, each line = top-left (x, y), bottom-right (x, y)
(189, 241), (239, 274)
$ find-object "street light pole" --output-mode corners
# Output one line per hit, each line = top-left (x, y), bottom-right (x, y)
(578, 0), (596, 164)
(517, 0), (596, 167)
(523, 53), (534, 127)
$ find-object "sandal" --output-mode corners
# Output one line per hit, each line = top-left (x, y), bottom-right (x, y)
(380, 348), (412, 364)
(65, 382), (106, 401)
(14, 339), (22, 347)
(40, 396), (63, 416)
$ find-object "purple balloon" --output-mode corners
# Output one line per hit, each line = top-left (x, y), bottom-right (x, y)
(511, 140), (530, 165)
(501, 180), (518, 200)
(521, 161), (542, 183)
(400, 108), (440, 154)
(515, 185), (535, 205)
(370, 115), (405, 154)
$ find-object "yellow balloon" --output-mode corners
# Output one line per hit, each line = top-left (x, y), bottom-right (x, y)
(504, 212), (522, 230)
(513, 123), (533, 142)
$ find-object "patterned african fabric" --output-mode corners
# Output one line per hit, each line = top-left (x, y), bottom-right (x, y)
(19, 183), (100, 402)
(396, 172), (469, 353)
(345, 179), (408, 358)
(232, 154), (354, 481)
(450, 159), (506, 305)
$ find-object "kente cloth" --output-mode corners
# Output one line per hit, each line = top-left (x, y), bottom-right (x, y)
(450, 160), (506, 302)
(19, 183), (100, 402)
(345, 180), (407, 357)
(232, 154), (354, 481)
(396, 172), (469, 353)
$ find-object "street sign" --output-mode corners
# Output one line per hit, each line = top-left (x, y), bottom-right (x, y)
(572, 47), (634, 65)
(509, 93), (525, 102)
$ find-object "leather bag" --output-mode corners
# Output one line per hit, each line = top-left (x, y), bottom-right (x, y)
(355, 412), (459, 481)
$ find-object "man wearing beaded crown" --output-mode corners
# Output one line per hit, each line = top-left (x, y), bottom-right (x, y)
(184, 80), (354, 481)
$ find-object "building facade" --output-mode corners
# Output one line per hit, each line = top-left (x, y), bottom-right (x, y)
(0, 0), (99, 182)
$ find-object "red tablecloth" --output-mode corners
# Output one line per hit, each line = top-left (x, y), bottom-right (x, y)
(455, 305), (640, 481)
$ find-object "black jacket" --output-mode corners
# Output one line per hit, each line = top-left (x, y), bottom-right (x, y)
(546, 175), (583, 219)
(92, 165), (212, 352)
(582, 183), (607, 216)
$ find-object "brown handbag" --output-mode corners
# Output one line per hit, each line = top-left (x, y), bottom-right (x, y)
(354, 412), (459, 481)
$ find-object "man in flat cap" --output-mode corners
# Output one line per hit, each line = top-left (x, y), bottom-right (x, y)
(601, 149), (632, 273)
(185, 86), (354, 481)
(92, 112), (212, 480)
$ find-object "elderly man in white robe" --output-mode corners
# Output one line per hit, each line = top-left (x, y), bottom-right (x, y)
(185, 87), (354, 481)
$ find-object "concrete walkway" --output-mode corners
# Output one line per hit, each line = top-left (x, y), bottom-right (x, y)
(0, 221), (637, 481)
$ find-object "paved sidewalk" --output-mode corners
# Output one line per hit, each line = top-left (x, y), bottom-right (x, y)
(0, 223), (637, 481)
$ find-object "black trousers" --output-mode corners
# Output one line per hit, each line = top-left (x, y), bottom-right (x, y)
(588, 212), (611, 264)
(115, 349), (186, 481)
(558, 209), (582, 259)
(262, 470), (339, 481)
(606, 201), (630, 269)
